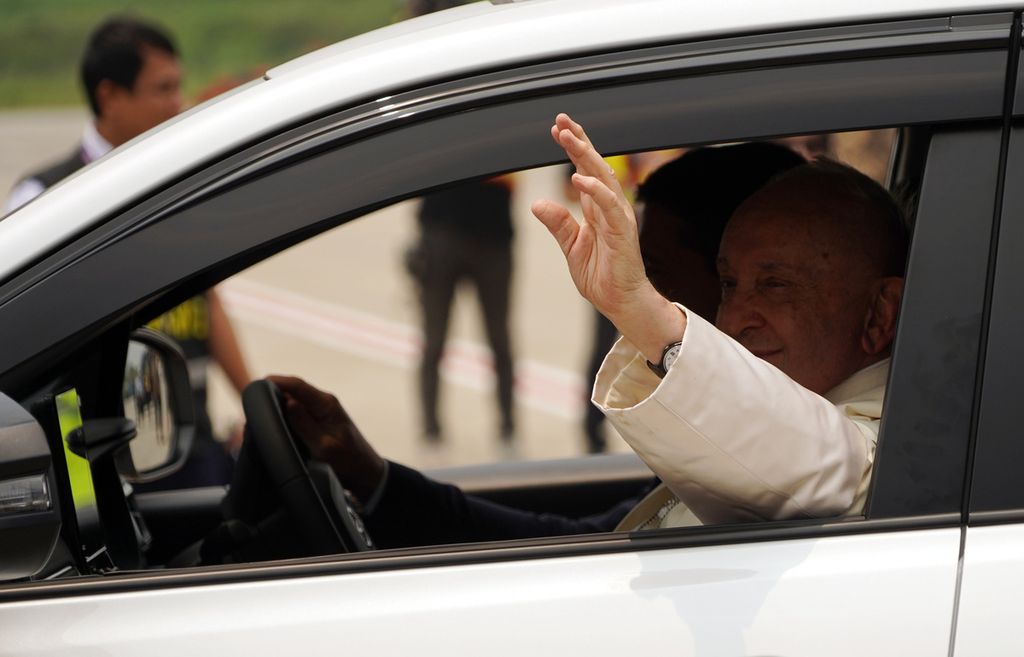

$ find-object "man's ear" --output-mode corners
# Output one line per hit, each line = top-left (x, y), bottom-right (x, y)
(861, 277), (904, 356)
(93, 79), (126, 118)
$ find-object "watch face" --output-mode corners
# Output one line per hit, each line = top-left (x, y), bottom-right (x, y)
(663, 342), (682, 371)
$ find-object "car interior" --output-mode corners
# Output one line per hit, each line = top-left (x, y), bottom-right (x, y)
(0, 120), (933, 584)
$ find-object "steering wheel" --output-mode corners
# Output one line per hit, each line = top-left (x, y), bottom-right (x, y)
(219, 379), (373, 560)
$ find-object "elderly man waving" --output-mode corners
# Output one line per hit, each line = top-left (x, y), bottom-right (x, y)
(532, 114), (907, 526)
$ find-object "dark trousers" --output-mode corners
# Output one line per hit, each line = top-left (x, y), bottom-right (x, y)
(414, 230), (514, 440)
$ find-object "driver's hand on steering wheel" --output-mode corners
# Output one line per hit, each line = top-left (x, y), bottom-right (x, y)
(267, 375), (387, 503)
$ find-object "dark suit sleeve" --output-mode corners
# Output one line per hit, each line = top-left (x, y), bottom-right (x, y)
(363, 462), (647, 549)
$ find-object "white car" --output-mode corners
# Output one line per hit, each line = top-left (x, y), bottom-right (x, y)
(1, 0), (1022, 654)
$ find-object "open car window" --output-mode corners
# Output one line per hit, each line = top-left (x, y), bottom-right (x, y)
(205, 129), (898, 474)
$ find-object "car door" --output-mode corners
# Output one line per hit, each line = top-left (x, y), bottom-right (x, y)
(0, 11), (1013, 656)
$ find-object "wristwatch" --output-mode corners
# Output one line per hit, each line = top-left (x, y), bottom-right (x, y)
(646, 340), (682, 378)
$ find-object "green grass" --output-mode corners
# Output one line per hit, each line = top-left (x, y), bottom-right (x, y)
(0, 0), (407, 108)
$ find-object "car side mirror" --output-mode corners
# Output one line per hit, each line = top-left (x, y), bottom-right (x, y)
(118, 327), (195, 483)
(0, 393), (61, 581)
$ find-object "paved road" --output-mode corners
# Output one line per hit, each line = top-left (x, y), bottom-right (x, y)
(1, 109), (621, 470)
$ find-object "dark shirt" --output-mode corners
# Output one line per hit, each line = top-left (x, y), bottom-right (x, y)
(418, 179), (513, 245)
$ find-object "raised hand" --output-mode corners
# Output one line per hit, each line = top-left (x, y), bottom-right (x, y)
(531, 114), (685, 363)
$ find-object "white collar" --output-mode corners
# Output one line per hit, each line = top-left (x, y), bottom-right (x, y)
(824, 358), (891, 406)
(81, 122), (113, 164)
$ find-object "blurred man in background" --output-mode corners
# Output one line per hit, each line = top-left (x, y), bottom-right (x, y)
(3, 17), (251, 488)
(4, 17), (182, 213)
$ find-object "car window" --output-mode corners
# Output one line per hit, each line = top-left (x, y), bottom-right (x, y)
(27, 127), (893, 580)
(57, 120), (947, 582)
(193, 130), (896, 477)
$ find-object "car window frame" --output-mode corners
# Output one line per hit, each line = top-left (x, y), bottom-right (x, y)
(868, 124), (1005, 519)
(966, 122), (1024, 521)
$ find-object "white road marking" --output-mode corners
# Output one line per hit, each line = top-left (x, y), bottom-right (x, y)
(219, 278), (588, 419)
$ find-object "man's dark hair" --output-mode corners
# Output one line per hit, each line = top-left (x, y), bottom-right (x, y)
(80, 17), (177, 117)
(636, 142), (806, 271)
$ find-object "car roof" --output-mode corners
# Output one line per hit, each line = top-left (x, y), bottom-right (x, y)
(0, 0), (1016, 281)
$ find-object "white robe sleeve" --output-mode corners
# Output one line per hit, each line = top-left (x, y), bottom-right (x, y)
(593, 307), (878, 524)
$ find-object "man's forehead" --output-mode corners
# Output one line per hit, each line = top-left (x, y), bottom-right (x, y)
(718, 211), (835, 274)
(716, 252), (817, 278)
(724, 199), (842, 247)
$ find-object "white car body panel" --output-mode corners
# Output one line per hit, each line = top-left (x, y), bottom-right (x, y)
(0, 0), (1016, 281)
(953, 524), (1024, 656)
(1, 529), (960, 656)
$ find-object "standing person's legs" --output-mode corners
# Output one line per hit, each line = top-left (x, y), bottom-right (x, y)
(417, 233), (460, 442)
(471, 242), (515, 441)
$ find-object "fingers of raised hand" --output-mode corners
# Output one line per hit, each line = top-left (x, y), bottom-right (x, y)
(554, 129), (624, 200)
(571, 173), (631, 232)
(550, 115), (595, 170)
(555, 113), (592, 149)
(531, 199), (580, 257)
